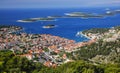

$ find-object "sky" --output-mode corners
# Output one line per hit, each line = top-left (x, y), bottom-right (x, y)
(0, 0), (120, 8)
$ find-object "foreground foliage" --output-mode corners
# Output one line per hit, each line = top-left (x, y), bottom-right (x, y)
(0, 50), (120, 73)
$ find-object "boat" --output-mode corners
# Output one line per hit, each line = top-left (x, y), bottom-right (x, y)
(76, 31), (81, 36)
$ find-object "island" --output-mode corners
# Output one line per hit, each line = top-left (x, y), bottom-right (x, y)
(17, 9), (120, 23)
(64, 10), (120, 18)
(65, 12), (89, 17)
(17, 17), (56, 23)
(105, 11), (115, 16)
(42, 24), (56, 28)
(47, 15), (64, 18)
(64, 12), (103, 18)
(17, 19), (37, 22)
(104, 9), (120, 16)
(115, 9), (120, 14)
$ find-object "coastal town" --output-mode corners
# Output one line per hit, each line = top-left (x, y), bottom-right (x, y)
(0, 25), (97, 67)
(1, 0), (120, 72)
(0, 25), (120, 67)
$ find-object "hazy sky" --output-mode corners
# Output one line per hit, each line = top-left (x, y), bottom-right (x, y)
(0, 0), (120, 8)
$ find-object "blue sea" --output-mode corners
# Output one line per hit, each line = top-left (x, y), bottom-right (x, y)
(0, 7), (120, 42)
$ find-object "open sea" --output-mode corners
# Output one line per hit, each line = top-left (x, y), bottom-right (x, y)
(0, 7), (120, 42)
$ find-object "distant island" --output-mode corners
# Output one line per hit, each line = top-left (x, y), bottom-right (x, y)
(17, 19), (37, 22)
(104, 9), (120, 16)
(47, 15), (64, 18)
(17, 17), (56, 23)
(42, 24), (56, 28)
(64, 9), (120, 18)
(17, 9), (120, 23)
(65, 12), (103, 18)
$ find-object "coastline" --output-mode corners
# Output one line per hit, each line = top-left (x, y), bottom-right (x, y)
(0, 25), (120, 67)
(0, 7), (120, 72)
(4, 8), (119, 43)
(76, 31), (92, 42)
(79, 31), (91, 40)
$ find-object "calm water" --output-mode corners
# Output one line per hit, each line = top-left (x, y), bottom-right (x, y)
(0, 7), (120, 42)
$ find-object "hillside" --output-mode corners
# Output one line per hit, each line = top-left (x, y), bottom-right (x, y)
(0, 25), (120, 73)
(0, 50), (120, 73)
(72, 26), (120, 64)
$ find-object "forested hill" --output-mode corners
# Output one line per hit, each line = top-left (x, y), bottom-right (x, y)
(71, 26), (120, 64)
(0, 50), (120, 73)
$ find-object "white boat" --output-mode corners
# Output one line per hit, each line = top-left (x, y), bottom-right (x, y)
(76, 31), (81, 36)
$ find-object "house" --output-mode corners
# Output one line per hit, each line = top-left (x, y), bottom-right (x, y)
(44, 61), (52, 67)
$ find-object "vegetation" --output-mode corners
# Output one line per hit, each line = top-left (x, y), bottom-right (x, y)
(21, 18), (55, 22)
(0, 50), (120, 73)
(0, 50), (45, 73)
(0, 25), (120, 73)
(82, 25), (120, 34)
(82, 28), (109, 34)
(39, 18), (54, 20)
(22, 19), (37, 22)
(114, 25), (120, 30)
(71, 39), (120, 63)
(0, 25), (21, 29)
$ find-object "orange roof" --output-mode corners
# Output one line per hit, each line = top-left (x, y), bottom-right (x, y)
(44, 61), (52, 67)
(62, 54), (67, 59)
(54, 49), (60, 54)
(52, 64), (57, 68)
